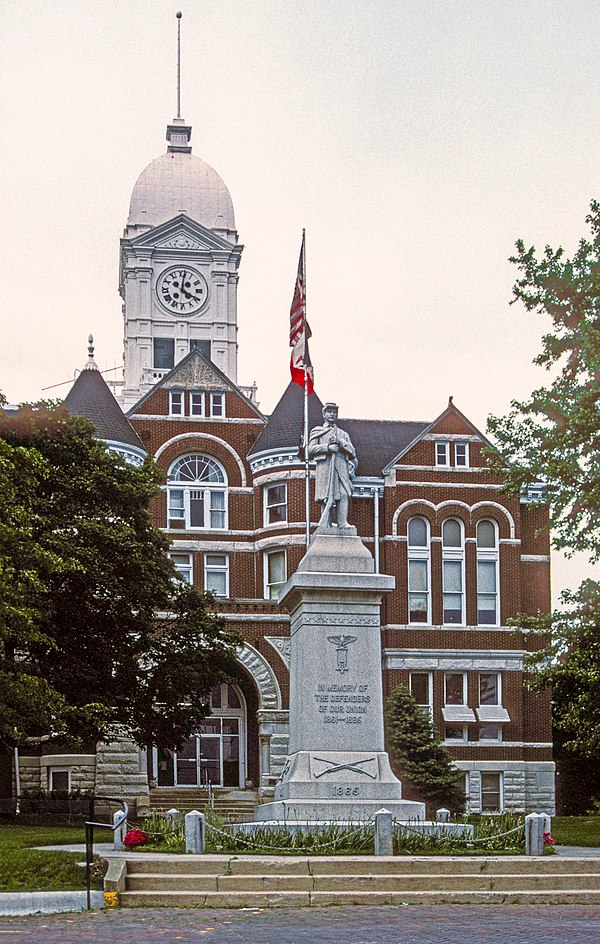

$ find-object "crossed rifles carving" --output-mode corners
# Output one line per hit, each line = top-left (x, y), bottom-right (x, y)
(313, 757), (377, 780)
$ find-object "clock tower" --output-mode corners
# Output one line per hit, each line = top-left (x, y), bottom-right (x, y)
(118, 116), (242, 409)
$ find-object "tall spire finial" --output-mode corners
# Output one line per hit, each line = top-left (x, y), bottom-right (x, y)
(83, 334), (99, 371)
(166, 12), (192, 153)
(176, 11), (182, 119)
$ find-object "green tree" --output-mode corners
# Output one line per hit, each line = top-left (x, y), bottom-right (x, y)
(487, 200), (600, 759)
(0, 404), (240, 751)
(386, 684), (464, 810)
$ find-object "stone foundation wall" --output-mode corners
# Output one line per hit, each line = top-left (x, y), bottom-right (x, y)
(18, 755), (96, 793)
(94, 737), (149, 814)
(257, 709), (289, 800)
(459, 760), (555, 814)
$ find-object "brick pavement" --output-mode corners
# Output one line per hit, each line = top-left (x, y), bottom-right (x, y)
(1, 906), (599, 944)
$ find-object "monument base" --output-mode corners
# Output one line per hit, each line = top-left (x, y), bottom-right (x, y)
(253, 749), (426, 822)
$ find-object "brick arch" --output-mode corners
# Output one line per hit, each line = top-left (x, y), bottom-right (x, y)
(154, 433), (247, 487)
(392, 499), (437, 537)
(471, 502), (515, 540)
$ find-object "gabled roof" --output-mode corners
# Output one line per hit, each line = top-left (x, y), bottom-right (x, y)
(339, 419), (429, 477)
(249, 382), (429, 477)
(64, 366), (145, 452)
(381, 398), (493, 472)
(124, 213), (240, 252)
(249, 382), (324, 457)
(127, 348), (265, 420)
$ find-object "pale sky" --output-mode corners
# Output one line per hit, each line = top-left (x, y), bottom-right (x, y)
(1, 0), (598, 600)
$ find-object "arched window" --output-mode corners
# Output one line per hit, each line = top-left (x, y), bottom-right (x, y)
(442, 518), (464, 625)
(407, 516), (430, 624)
(477, 519), (499, 625)
(167, 453), (227, 530)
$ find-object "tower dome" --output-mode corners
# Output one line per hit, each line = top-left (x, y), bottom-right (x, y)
(127, 122), (235, 232)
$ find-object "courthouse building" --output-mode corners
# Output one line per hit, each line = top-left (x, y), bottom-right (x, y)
(17, 109), (555, 816)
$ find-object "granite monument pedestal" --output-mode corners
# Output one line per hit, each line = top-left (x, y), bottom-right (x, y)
(255, 526), (425, 823)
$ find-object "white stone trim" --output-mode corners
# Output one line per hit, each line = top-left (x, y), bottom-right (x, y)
(422, 433), (482, 442)
(391, 499), (515, 539)
(394, 481), (504, 489)
(521, 555), (551, 562)
(264, 636), (291, 669)
(249, 448), (303, 473)
(453, 760), (555, 771)
(383, 649), (525, 671)
(237, 642), (282, 710)
(220, 612), (290, 623)
(154, 432), (247, 486)
(133, 415), (263, 425)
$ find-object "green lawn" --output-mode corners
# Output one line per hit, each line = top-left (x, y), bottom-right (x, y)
(0, 824), (103, 892)
(552, 816), (600, 847)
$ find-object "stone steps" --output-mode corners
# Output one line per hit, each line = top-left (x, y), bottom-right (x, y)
(148, 789), (258, 819)
(115, 854), (600, 907)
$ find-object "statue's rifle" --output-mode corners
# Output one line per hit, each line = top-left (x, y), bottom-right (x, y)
(321, 427), (338, 525)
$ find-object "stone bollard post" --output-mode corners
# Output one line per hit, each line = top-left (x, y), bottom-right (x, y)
(374, 808), (393, 857)
(113, 811), (127, 851)
(166, 808), (182, 830)
(525, 812), (545, 856)
(436, 808), (451, 823)
(185, 810), (206, 854)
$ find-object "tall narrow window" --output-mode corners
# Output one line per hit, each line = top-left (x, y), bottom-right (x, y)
(442, 518), (464, 624)
(481, 772), (502, 812)
(264, 484), (287, 525)
(477, 519), (499, 625)
(169, 391), (184, 416)
(169, 552), (193, 584)
(167, 454), (227, 530)
(407, 516), (430, 624)
(204, 554), (229, 597)
(264, 549), (287, 599)
(435, 441), (450, 466)
(454, 442), (469, 467)
(410, 672), (433, 722)
(190, 339), (212, 360)
(210, 393), (225, 417)
(154, 337), (175, 369)
(189, 392), (204, 416)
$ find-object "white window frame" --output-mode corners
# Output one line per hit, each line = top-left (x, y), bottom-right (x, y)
(407, 516), (431, 625)
(48, 768), (71, 792)
(167, 454), (228, 531)
(263, 549), (287, 600)
(478, 723), (502, 742)
(189, 392), (205, 417)
(210, 392), (225, 417)
(442, 518), (465, 626)
(477, 519), (499, 626)
(264, 483), (288, 526)
(435, 440), (450, 466)
(454, 442), (469, 467)
(480, 771), (504, 813)
(204, 553), (229, 598)
(444, 671), (467, 706)
(169, 551), (193, 584)
(479, 671), (502, 707)
(169, 390), (185, 416)
(444, 723), (468, 743)
(409, 671), (433, 722)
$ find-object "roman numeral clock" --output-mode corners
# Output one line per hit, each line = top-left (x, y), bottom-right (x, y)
(158, 266), (208, 315)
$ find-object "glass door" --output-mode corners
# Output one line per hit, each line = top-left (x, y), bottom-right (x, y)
(199, 717), (241, 787)
(176, 737), (199, 786)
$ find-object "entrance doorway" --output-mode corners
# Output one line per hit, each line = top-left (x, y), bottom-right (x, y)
(155, 683), (246, 788)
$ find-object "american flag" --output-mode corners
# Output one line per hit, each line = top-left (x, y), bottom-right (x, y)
(289, 232), (314, 393)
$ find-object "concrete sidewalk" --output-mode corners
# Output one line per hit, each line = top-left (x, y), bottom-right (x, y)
(0, 890), (104, 916)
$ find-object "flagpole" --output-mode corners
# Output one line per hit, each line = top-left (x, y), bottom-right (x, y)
(302, 229), (310, 548)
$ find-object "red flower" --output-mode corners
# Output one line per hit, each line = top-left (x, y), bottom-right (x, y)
(543, 831), (556, 845)
(123, 828), (148, 847)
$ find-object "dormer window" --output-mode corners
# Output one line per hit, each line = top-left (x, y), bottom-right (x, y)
(436, 441), (450, 466)
(169, 391), (184, 416)
(455, 442), (469, 467)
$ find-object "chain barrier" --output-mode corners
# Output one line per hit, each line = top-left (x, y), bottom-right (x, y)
(205, 820), (370, 854)
(395, 820), (525, 845)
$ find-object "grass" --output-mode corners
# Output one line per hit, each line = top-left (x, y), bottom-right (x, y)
(129, 810), (526, 856)
(0, 823), (104, 892)
(552, 816), (600, 847)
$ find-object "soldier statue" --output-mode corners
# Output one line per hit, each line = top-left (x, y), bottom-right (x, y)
(308, 403), (357, 529)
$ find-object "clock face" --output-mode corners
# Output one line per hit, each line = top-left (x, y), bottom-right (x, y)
(157, 267), (208, 315)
